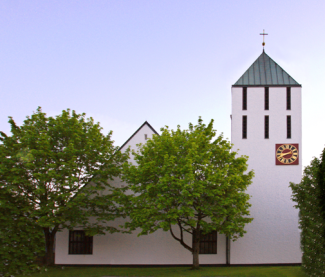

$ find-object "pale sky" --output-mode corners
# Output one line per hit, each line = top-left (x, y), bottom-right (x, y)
(1, 0), (325, 169)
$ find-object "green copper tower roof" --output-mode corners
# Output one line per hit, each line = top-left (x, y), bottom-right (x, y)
(233, 50), (301, 87)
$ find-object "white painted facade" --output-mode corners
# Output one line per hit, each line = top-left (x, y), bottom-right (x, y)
(55, 224), (227, 265)
(55, 53), (303, 266)
(230, 86), (302, 264)
(55, 122), (227, 265)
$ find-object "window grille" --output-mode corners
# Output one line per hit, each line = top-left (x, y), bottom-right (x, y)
(287, 115), (291, 139)
(265, 115), (269, 139)
(287, 87), (291, 110)
(69, 230), (93, 255)
(198, 231), (217, 254)
(265, 87), (269, 110)
(242, 116), (247, 139)
(242, 87), (247, 110)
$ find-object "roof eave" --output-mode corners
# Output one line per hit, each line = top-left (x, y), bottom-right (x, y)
(232, 84), (302, 87)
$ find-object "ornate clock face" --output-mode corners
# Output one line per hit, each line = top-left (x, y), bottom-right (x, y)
(275, 144), (299, 165)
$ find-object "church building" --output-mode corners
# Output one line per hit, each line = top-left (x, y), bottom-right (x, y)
(55, 48), (302, 265)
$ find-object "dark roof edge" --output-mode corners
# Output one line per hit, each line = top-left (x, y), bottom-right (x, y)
(118, 121), (159, 151)
(232, 84), (302, 88)
(69, 123), (159, 200)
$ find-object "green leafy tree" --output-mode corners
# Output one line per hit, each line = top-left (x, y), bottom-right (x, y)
(0, 107), (129, 266)
(290, 148), (325, 276)
(318, 148), (325, 226)
(121, 118), (254, 269)
(0, 186), (45, 276)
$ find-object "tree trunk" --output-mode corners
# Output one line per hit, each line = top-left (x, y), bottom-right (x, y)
(226, 235), (230, 266)
(44, 228), (56, 266)
(192, 231), (200, 270)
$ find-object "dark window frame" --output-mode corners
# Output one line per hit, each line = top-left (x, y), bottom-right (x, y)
(194, 231), (217, 254)
(287, 87), (291, 110)
(265, 87), (269, 110)
(287, 115), (291, 139)
(265, 115), (269, 139)
(242, 87), (247, 110)
(242, 115), (247, 139)
(69, 230), (93, 255)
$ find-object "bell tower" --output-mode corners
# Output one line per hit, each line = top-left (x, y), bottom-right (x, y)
(230, 48), (302, 264)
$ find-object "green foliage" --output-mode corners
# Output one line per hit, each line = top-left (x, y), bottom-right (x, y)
(121, 118), (254, 268)
(318, 149), (325, 226)
(0, 186), (45, 276)
(290, 149), (325, 276)
(0, 107), (129, 266)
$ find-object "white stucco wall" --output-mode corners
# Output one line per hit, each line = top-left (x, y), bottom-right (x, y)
(55, 222), (227, 265)
(55, 122), (227, 265)
(230, 86), (302, 264)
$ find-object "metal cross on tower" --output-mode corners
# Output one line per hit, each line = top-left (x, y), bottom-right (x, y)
(260, 29), (268, 48)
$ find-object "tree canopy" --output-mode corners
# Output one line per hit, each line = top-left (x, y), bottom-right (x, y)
(121, 118), (254, 269)
(0, 107), (129, 266)
(290, 148), (325, 276)
(0, 186), (45, 276)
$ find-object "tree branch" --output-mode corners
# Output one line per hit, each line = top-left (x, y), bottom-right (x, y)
(169, 223), (193, 252)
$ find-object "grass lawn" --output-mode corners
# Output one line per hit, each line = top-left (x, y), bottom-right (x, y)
(17, 265), (306, 277)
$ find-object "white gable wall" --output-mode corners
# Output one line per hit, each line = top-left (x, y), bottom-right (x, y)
(230, 86), (302, 264)
(55, 123), (227, 265)
(120, 124), (155, 153)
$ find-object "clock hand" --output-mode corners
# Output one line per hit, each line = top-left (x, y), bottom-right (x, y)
(279, 151), (292, 158)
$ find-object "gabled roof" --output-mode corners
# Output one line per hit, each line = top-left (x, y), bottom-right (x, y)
(119, 121), (159, 151)
(233, 50), (301, 87)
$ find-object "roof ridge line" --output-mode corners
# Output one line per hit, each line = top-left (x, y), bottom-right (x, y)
(118, 121), (159, 151)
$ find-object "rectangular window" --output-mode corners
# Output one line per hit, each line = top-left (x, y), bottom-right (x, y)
(265, 87), (269, 110)
(287, 115), (291, 139)
(242, 116), (247, 139)
(265, 115), (269, 139)
(242, 87), (247, 110)
(198, 231), (217, 254)
(287, 87), (291, 110)
(69, 231), (93, 255)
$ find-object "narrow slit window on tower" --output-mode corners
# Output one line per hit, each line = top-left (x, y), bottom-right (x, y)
(145, 134), (148, 140)
(287, 115), (291, 139)
(264, 115), (269, 139)
(287, 87), (291, 110)
(242, 116), (247, 139)
(265, 87), (269, 110)
(242, 87), (247, 110)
